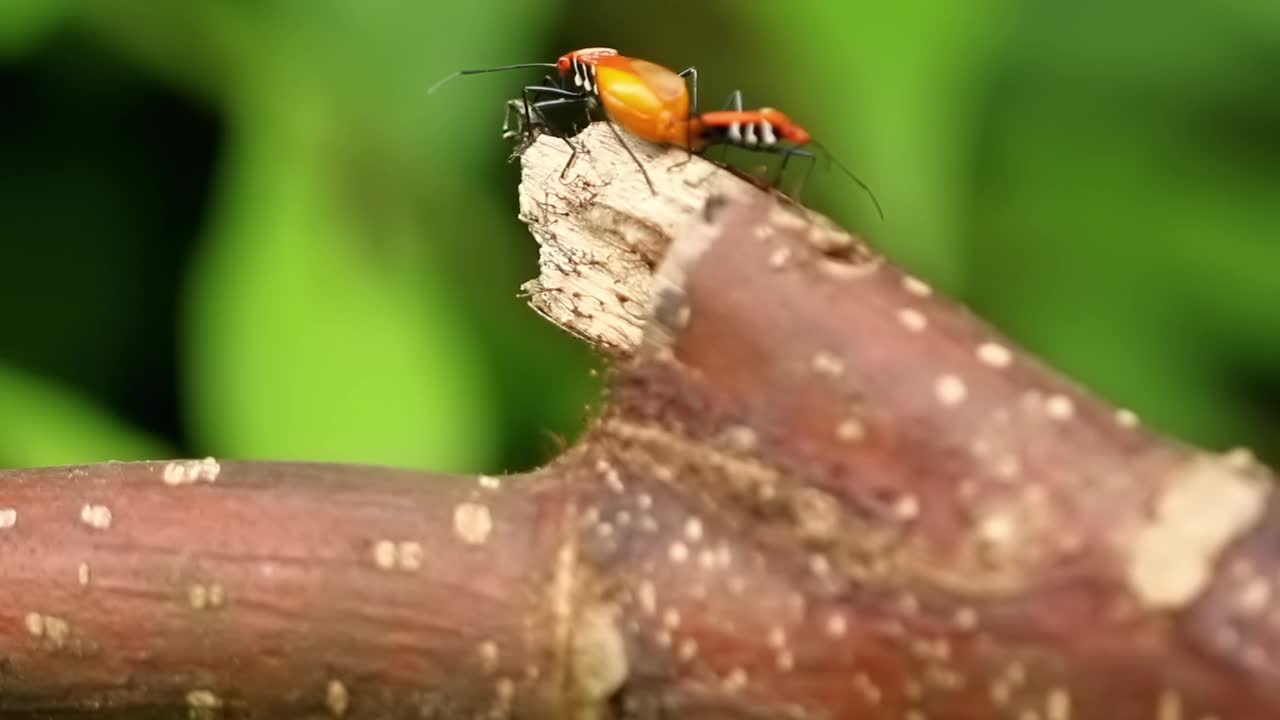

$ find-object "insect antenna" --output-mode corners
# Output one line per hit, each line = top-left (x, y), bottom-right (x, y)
(428, 63), (559, 95)
(810, 139), (884, 221)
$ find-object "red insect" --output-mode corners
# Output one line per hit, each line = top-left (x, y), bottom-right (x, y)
(429, 48), (699, 191)
(687, 91), (884, 219)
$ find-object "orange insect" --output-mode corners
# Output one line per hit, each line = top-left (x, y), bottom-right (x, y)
(429, 48), (699, 191)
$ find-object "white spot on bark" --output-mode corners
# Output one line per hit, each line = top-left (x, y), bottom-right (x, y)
(479, 640), (500, 673)
(0, 508), (16, 529)
(768, 627), (787, 648)
(80, 504), (112, 530)
(1114, 408), (1140, 428)
(596, 458), (625, 494)
(1236, 577), (1271, 615)
(977, 342), (1012, 368)
(723, 668), (748, 693)
(893, 495), (921, 521)
(1047, 688), (1071, 720)
(811, 351), (846, 378)
(684, 517), (703, 542)
(898, 307), (928, 332)
(478, 474), (502, 490)
(903, 276), (932, 297)
(372, 540), (397, 569)
(1157, 689), (1182, 720)
(454, 502), (493, 545)
(721, 425), (759, 452)
(1224, 447), (1257, 472)
(1128, 455), (1270, 608)
(668, 541), (689, 563)
(1045, 394), (1075, 420)
(662, 608), (681, 629)
(677, 637), (697, 662)
(27, 613), (71, 649)
(953, 607), (979, 630)
(397, 541), (424, 570)
(776, 649), (795, 670)
(768, 246), (792, 269)
(826, 612), (848, 637)
(835, 417), (866, 442)
(853, 673), (883, 704)
(637, 580), (657, 615)
(77, 562), (90, 587)
(935, 374), (968, 407)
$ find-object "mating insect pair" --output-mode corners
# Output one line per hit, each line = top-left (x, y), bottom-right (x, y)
(429, 47), (883, 220)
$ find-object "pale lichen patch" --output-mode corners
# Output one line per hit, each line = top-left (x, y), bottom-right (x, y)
(794, 487), (841, 542)
(1127, 455), (1270, 608)
(0, 507), (16, 529)
(454, 502), (494, 545)
(186, 689), (224, 720)
(325, 679), (349, 717)
(80, 504), (112, 530)
(569, 603), (628, 716)
(163, 457), (221, 486)
(189, 583), (226, 610)
(371, 540), (424, 571)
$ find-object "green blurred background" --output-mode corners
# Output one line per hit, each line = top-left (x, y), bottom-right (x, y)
(3, 1), (1279, 473)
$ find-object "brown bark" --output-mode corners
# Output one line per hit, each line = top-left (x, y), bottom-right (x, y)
(2, 125), (1278, 719)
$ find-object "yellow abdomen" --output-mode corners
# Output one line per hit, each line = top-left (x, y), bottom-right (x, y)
(595, 60), (692, 148)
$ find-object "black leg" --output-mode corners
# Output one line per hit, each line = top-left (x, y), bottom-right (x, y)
(521, 83), (589, 136)
(527, 96), (601, 177)
(602, 120), (656, 194)
(676, 66), (699, 116)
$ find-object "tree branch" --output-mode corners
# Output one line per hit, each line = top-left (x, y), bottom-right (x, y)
(1, 124), (1277, 719)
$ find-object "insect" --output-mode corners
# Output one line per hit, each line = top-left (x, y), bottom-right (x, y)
(687, 91), (884, 219)
(429, 48), (699, 191)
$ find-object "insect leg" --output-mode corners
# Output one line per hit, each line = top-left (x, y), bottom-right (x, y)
(602, 119), (656, 194)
